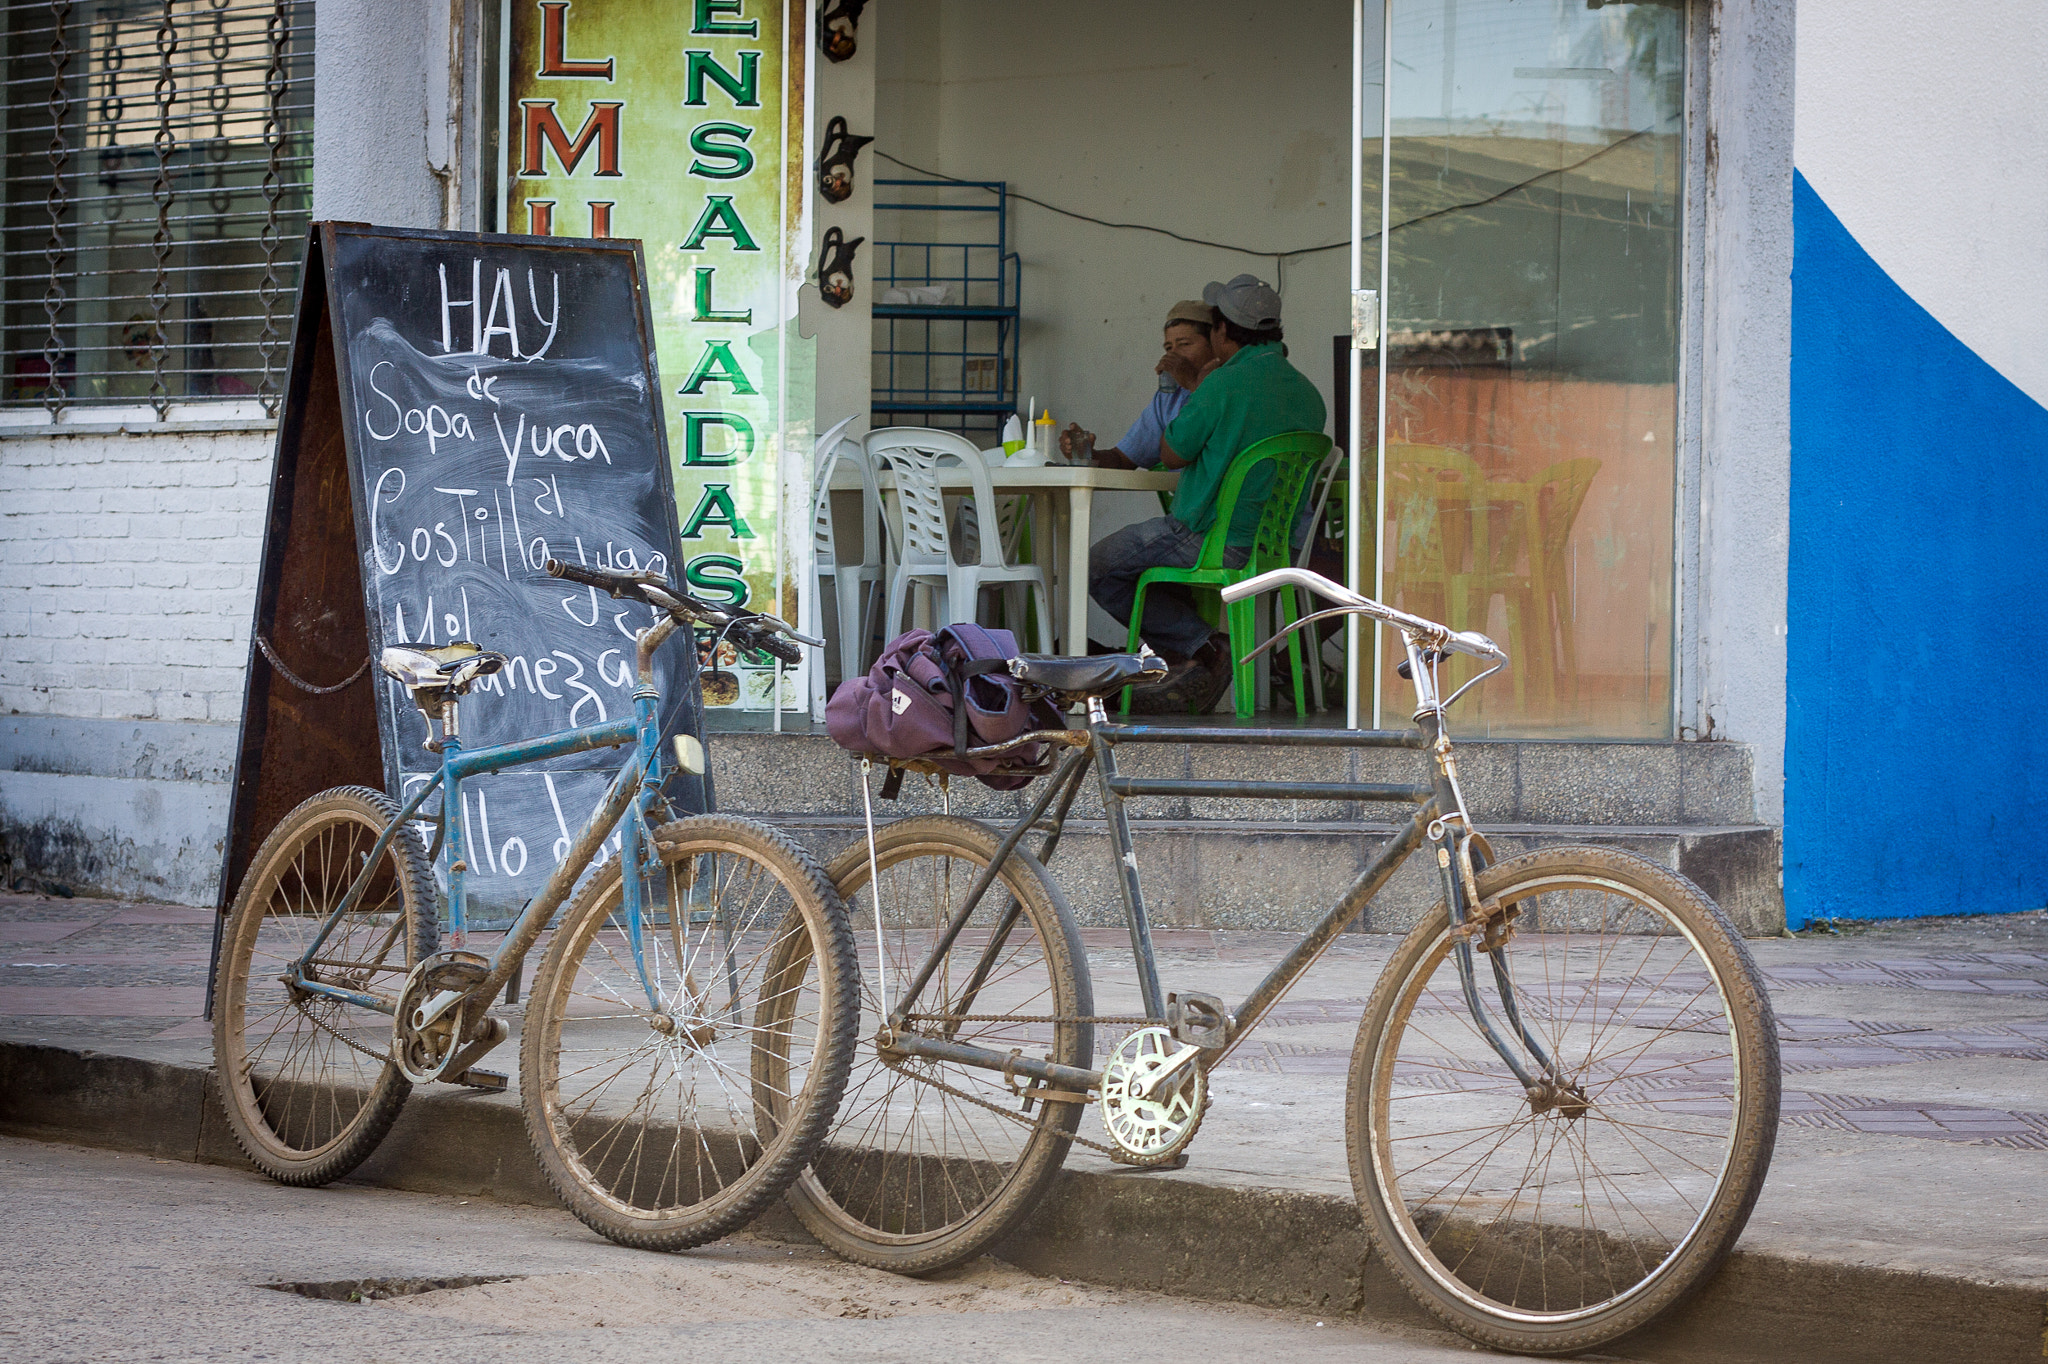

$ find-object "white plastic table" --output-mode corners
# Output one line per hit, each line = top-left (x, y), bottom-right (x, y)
(830, 461), (1180, 655)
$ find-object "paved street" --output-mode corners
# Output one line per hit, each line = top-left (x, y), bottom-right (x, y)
(0, 1137), (1530, 1364)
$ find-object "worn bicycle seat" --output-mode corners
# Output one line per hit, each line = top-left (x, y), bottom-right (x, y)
(378, 641), (506, 695)
(1010, 650), (1168, 698)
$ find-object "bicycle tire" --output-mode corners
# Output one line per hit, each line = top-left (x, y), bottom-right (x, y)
(212, 785), (438, 1186)
(787, 814), (1092, 1274)
(1347, 845), (1779, 1354)
(520, 814), (858, 1251)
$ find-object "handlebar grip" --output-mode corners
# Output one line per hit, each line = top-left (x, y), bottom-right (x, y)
(544, 558), (652, 599)
(1445, 629), (1506, 662)
(729, 621), (803, 667)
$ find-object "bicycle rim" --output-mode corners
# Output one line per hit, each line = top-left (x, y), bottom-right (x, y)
(214, 787), (433, 1183)
(1350, 847), (1777, 1349)
(791, 815), (1091, 1272)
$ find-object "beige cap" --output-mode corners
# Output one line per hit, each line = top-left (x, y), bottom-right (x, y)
(1164, 299), (1214, 330)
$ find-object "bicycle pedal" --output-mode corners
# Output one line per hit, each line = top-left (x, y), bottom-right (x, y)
(449, 1067), (508, 1092)
(1165, 991), (1231, 1049)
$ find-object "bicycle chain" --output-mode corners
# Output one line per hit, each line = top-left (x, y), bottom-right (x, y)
(885, 1014), (1196, 1167)
(290, 989), (394, 1065)
(902, 1014), (1155, 1026)
(889, 1054), (1123, 1159)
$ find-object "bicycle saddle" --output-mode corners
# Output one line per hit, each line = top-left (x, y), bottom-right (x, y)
(378, 641), (507, 695)
(1009, 650), (1168, 698)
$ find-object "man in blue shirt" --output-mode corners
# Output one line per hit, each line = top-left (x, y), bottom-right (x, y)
(1057, 299), (1217, 468)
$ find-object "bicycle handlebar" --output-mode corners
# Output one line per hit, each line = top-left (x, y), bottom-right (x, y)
(543, 558), (823, 667)
(1221, 567), (1506, 663)
(545, 559), (661, 598)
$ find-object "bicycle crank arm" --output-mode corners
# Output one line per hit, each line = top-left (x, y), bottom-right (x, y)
(882, 1033), (1101, 1093)
(1127, 1042), (1204, 1100)
(439, 1016), (509, 1088)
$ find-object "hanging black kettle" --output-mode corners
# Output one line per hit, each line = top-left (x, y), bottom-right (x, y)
(818, 0), (867, 63)
(817, 225), (864, 309)
(817, 115), (874, 205)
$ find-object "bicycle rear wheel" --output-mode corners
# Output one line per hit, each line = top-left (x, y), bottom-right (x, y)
(1348, 845), (1779, 1355)
(520, 815), (856, 1251)
(787, 814), (1092, 1274)
(212, 786), (437, 1185)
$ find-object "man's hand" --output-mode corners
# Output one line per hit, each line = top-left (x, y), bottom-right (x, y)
(1059, 422), (1096, 462)
(1156, 351), (1201, 392)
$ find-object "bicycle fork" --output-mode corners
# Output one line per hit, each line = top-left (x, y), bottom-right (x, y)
(1422, 716), (1579, 1115)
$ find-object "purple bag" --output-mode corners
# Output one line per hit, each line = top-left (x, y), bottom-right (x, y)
(826, 623), (1063, 791)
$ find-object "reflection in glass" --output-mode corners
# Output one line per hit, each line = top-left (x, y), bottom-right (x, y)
(1364, 0), (1683, 737)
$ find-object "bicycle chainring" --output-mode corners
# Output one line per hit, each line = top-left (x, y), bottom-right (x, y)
(1098, 1025), (1206, 1165)
(390, 950), (486, 1085)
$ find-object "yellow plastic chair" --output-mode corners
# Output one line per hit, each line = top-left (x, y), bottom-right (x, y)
(1121, 431), (1333, 718)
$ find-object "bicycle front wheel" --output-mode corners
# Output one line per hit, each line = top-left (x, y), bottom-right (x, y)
(212, 786), (437, 1185)
(520, 815), (856, 1251)
(1349, 846), (1779, 1355)
(788, 814), (1092, 1275)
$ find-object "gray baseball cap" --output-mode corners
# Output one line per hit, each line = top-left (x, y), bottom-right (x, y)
(1202, 273), (1282, 329)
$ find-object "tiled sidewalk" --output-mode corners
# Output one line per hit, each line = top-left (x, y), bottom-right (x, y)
(4, 891), (2045, 1286)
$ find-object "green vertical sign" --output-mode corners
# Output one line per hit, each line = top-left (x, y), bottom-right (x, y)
(504, 0), (811, 710)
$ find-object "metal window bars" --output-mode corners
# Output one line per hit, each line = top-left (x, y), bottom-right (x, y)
(1, 0), (313, 417)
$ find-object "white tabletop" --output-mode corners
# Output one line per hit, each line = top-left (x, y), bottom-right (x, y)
(825, 460), (1178, 656)
(827, 461), (1179, 493)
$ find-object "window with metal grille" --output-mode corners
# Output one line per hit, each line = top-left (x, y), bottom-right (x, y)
(2, 0), (312, 416)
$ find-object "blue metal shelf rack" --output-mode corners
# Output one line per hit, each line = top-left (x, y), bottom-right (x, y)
(870, 178), (1020, 438)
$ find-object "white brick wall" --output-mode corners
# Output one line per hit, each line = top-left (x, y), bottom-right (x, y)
(1, 428), (274, 723)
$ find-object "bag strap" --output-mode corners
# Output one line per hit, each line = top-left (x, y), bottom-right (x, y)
(949, 656), (1012, 755)
(934, 622), (1016, 755)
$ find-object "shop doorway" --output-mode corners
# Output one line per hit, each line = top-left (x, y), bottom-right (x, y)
(1349, 0), (1686, 737)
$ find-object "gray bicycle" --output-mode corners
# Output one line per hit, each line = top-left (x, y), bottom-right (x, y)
(792, 566), (1779, 1357)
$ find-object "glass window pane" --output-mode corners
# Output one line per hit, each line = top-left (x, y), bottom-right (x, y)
(1376, 0), (1683, 737)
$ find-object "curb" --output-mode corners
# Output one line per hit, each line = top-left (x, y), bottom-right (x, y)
(2, 1039), (2037, 1363)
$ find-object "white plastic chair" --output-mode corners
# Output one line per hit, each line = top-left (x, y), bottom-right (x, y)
(865, 427), (1053, 650)
(809, 416), (887, 706)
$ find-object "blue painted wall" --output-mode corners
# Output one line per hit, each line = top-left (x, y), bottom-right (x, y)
(1786, 172), (2048, 925)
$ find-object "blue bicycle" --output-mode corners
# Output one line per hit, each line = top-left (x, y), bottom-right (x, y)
(211, 560), (859, 1250)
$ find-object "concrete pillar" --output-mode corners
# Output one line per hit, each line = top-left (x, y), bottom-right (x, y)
(311, 0), (455, 227)
(1696, 0), (1794, 825)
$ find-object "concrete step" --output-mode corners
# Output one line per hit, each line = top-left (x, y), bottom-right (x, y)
(708, 731), (1785, 934)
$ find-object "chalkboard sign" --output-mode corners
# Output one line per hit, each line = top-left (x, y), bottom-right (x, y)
(222, 223), (707, 920)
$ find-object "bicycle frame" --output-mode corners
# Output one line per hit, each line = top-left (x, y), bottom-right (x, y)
(879, 666), (1559, 1098)
(286, 615), (688, 1021)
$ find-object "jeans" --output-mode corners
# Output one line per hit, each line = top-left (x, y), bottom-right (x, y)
(1088, 516), (1248, 660)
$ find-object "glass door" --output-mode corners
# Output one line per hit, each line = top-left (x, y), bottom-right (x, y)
(1354, 0), (1686, 736)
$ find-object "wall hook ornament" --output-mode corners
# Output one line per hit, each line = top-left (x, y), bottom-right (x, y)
(817, 115), (875, 205)
(817, 226), (864, 309)
(818, 0), (868, 63)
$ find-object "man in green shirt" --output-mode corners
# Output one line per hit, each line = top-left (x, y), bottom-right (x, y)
(1088, 274), (1326, 711)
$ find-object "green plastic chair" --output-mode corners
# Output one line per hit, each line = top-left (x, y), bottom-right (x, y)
(1121, 431), (1333, 718)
